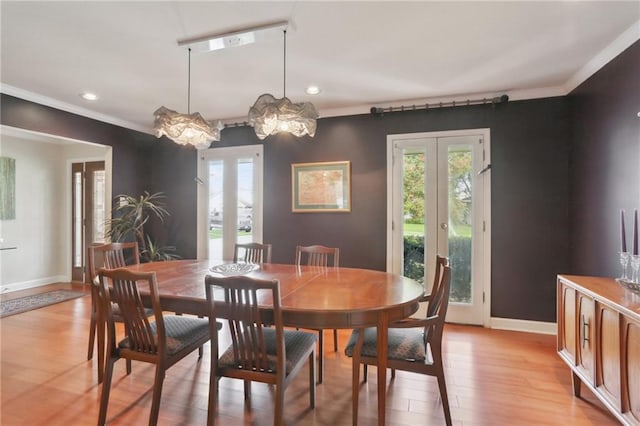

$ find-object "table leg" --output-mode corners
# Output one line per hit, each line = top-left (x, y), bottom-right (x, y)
(377, 314), (389, 426)
(352, 329), (365, 426)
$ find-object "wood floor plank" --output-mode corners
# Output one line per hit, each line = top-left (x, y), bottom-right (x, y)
(0, 283), (619, 425)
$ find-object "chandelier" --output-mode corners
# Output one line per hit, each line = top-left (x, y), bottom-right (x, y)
(153, 48), (222, 149)
(248, 29), (318, 140)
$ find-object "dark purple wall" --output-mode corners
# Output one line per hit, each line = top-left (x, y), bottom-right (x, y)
(0, 94), (156, 200)
(568, 40), (640, 276)
(4, 40), (637, 323)
(195, 98), (570, 322)
(148, 141), (199, 257)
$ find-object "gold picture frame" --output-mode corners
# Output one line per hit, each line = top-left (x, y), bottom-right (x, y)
(292, 161), (351, 212)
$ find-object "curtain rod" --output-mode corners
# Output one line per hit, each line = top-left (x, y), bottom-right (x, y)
(370, 94), (508, 116)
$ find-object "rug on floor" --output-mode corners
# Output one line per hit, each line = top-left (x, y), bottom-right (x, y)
(0, 290), (87, 318)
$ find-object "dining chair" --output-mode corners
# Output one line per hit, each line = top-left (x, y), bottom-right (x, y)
(344, 260), (453, 426)
(87, 242), (153, 382)
(96, 268), (210, 426)
(295, 244), (339, 268)
(413, 255), (449, 313)
(295, 244), (340, 384)
(233, 242), (272, 263)
(205, 274), (317, 426)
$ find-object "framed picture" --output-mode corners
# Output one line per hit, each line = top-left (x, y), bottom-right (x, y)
(292, 161), (351, 212)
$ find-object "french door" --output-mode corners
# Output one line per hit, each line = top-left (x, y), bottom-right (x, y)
(387, 130), (490, 325)
(197, 145), (263, 262)
(71, 161), (106, 282)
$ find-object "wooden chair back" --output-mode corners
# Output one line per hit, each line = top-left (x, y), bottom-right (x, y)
(88, 242), (140, 280)
(295, 245), (339, 267)
(97, 268), (163, 359)
(424, 264), (452, 345)
(427, 255), (449, 317)
(86, 241), (141, 377)
(233, 242), (272, 264)
(206, 275), (283, 376)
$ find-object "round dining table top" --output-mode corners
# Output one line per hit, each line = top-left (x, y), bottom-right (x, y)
(126, 259), (425, 329)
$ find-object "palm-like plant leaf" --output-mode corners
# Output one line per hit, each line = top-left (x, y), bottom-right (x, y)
(104, 191), (176, 260)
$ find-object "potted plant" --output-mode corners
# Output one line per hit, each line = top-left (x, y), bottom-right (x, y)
(105, 191), (179, 262)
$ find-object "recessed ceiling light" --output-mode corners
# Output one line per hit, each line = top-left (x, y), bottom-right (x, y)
(305, 85), (321, 95)
(80, 92), (98, 101)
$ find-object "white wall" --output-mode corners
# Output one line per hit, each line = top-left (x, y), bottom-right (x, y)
(0, 135), (65, 290)
(0, 130), (109, 291)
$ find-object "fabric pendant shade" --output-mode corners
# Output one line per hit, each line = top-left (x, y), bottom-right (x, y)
(153, 106), (222, 149)
(248, 94), (318, 140)
(248, 28), (318, 140)
(153, 47), (222, 149)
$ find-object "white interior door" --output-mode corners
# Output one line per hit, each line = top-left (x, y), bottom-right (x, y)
(387, 129), (491, 325)
(197, 145), (263, 262)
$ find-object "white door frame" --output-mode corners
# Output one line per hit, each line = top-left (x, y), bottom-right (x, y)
(196, 145), (264, 261)
(386, 128), (491, 326)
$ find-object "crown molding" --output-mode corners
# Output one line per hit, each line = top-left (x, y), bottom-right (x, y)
(0, 84), (151, 134)
(563, 20), (640, 94)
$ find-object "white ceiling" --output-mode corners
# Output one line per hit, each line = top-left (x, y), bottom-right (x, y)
(1, 1), (639, 135)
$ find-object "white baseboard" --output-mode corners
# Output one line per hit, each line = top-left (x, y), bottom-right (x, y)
(1, 275), (67, 294)
(490, 317), (557, 335)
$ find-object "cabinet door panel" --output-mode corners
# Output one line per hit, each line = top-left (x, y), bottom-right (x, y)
(597, 304), (620, 409)
(559, 284), (576, 362)
(623, 317), (640, 424)
(577, 294), (595, 383)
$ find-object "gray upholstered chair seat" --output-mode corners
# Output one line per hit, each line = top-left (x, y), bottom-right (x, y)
(344, 327), (425, 362)
(119, 316), (210, 355)
(219, 328), (317, 374)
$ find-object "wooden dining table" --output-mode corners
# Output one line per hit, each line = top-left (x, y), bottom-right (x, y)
(123, 259), (425, 426)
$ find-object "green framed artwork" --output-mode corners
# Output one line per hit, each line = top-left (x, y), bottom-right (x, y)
(292, 161), (351, 212)
(0, 157), (16, 220)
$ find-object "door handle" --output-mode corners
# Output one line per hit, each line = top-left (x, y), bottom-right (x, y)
(581, 314), (590, 348)
(440, 223), (448, 230)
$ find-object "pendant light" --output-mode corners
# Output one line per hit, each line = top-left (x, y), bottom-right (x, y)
(153, 48), (223, 149)
(248, 29), (318, 140)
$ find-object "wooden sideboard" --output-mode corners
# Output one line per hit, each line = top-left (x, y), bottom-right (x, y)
(557, 275), (640, 425)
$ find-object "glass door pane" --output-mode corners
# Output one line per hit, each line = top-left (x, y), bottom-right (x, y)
(72, 165), (83, 274)
(237, 158), (254, 244)
(446, 145), (473, 304)
(91, 169), (106, 242)
(402, 150), (426, 285)
(208, 160), (224, 262)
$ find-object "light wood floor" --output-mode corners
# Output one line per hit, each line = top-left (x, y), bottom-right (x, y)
(1, 283), (617, 425)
